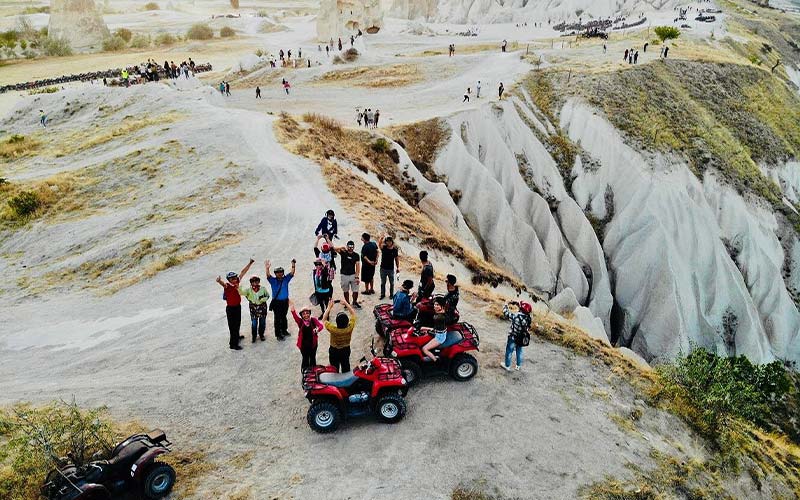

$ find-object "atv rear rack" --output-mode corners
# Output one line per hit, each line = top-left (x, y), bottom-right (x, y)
(302, 365), (338, 391)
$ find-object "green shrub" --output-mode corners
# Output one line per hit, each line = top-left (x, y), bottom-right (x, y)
(220, 26), (235, 37)
(0, 29), (18, 44)
(41, 36), (72, 56)
(19, 39), (27, 49)
(186, 23), (213, 40)
(130, 34), (151, 48)
(371, 138), (390, 153)
(7, 191), (40, 218)
(114, 27), (132, 42)
(654, 26), (681, 42)
(102, 35), (127, 52)
(656, 347), (793, 440)
(154, 32), (176, 46)
(144, 1), (160, 10)
(0, 401), (118, 500)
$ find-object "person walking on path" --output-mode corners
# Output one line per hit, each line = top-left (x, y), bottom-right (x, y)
(282, 78), (291, 95)
(356, 108), (363, 126)
(463, 89), (470, 103)
(256, 86), (261, 98)
(312, 258), (334, 317)
(498, 82), (505, 99)
(241, 269), (270, 342)
(290, 300), (324, 370)
(215, 259), (255, 350)
(378, 234), (399, 300)
(360, 233), (378, 295)
(624, 48), (629, 61)
(39, 110), (47, 128)
(634, 51), (639, 64)
(663, 46), (669, 58)
(500, 300), (533, 371)
(266, 259), (295, 340)
(225, 81), (231, 96)
(501, 39), (508, 52)
(374, 109), (380, 128)
(335, 241), (361, 307)
(476, 80), (481, 98)
(322, 299), (356, 372)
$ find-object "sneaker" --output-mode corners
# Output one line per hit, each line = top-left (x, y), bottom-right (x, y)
(379, 295), (385, 300)
(252, 337), (257, 343)
(515, 365), (522, 372)
(354, 302), (362, 309)
(500, 362), (511, 372)
(260, 336), (266, 341)
(230, 345), (243, 350)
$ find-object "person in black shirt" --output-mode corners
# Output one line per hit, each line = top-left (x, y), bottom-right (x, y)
(443, 274), (460, 324)
(378, 234), (399, 300)
(360, 233), (379, 295)
(417, 250), (435, 302)
(335, 240), (361, 308)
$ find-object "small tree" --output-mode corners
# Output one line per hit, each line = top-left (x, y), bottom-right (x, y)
(130, 34), (151, 48)
(186, 23), (213, 40)
(102, 35), (127, 51)
(8, 191), (40, 217)
(144, 1), (160, 10)
(155, 32), (176, 46)
(114, 27), (133, 42)
(654, 26), (681, 42)
(41, 36), (72, 56)
(220, 26), (235, 37)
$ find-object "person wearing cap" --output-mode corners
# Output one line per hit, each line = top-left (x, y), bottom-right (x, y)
(312, 258), (333, 317)
(378, 234), (399, 300)
(322, 298), (356, 372)
(392, 279), (416, 320)
(215, 259), (255, 350)
(314, 209), (338, 240)
(241, 264), (271, 343)
(290, 299), (324, 370)
(443, 274), (460, 324)
(417, 250), (435, 302)
(360, 233), (378, 295)
(501, 300), (533, 371)
(335, 240), (361, 308)
(266, 258), (296, 340)
(314, 235), (338, 271)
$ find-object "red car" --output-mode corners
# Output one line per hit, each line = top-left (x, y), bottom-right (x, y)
(302, 356), (409, 433)
(381, 323), (479, 387)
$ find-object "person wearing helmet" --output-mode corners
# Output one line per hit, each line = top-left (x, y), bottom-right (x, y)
(314, 235), (338, 270)
(290, 299), (325, 370)
(266, 258), (295, 340)
(215, 259), (255, 350)
(241, 264), (270, 343)
(322, 298), (356, 372)
(314, 209), (338, 240)
(312, 258), (333, 317)
(392, 280), (416, 320)
(501, 300), (533, 371)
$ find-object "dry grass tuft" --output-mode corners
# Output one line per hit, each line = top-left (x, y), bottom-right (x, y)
(229, 450), (255, 469)
(0, 173), (96, 227)
(316, 64), (422, 88)
(162, 450), (216, 498)
(0, 134), (40, 159)
(388, 118), (451, 184)
(52, 113), (181, 157)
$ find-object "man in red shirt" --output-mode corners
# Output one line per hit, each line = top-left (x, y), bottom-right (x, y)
(215, 259), (254, 350)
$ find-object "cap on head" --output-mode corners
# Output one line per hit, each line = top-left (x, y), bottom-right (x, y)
(335, 312), (349, 329)
(519, 302), (533, 314)
(322, 244), (331, 252)
(274, 267), (284, 274)
(226, 272), (238, 280)
(250, 276), (260, 283)
(446, 274), (457, 285)
(300, 305), (312, 314)
(402, 279), (414, 290)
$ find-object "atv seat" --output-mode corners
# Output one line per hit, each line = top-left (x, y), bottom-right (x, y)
(440, 330), (463, 348)
(107, 440), (149, 469)
(319, 371), (359, 388)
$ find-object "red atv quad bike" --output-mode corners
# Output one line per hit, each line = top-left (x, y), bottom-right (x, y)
(380, 322), (480, 387)
(40, 430), (175, 500)
(302, 356), (409, 433)
(373, 295), (460, 339)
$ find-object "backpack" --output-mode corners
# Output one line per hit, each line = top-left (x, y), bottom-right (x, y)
(514, 315), (532, 347)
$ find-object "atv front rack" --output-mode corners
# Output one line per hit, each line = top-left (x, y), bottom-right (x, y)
(376, 358), (404, 381)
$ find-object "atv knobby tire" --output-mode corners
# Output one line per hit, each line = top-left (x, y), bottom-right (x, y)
(307, 401), (342, 433)
(450, 353), (478, 381)
(400, 359), (422, 387)
(142, 462), (176, 499)
(374, 393), (407, 423)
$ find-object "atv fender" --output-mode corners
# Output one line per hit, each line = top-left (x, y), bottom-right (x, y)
(310, 395), (347, 417)
(131, 448), (168, 481)
(80, 483), (112, 500)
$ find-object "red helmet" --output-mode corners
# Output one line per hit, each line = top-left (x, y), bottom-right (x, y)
(322, 244), (331, 252)
(519, 302), (532, 314)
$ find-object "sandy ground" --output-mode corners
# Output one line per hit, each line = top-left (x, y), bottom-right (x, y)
(0, 2), (747, 498)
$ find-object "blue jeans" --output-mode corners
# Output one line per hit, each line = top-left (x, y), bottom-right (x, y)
(251, 316), (266, 339)
(504, 336), (523, 368)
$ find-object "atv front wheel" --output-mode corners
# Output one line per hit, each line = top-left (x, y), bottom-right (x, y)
(374, 393), (407, 423)
(450, 353), (478, 381)
(307, 401), (342, 433)
(400, 360), (422, 387)
(142, 462), (176, 499)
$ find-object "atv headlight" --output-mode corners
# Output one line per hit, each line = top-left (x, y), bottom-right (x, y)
(391, 350), (397, 357)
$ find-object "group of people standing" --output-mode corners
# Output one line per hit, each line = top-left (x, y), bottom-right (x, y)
(356, 108), (381, 128)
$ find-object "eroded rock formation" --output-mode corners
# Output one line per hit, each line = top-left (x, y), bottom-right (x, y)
(317, 0), (383, 42)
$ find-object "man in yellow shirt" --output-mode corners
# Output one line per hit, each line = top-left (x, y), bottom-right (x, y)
(322, 299), (356, 372)
(240, 275), (270, 343)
